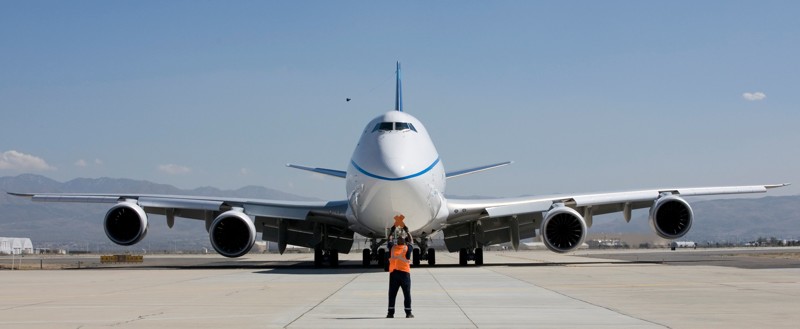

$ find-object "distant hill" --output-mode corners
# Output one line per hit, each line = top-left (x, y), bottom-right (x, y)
(1, 174), (798, 252)
(0, 174), (318, 252)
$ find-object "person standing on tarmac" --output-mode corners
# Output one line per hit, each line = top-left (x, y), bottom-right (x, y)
(387, 226), (414, 318)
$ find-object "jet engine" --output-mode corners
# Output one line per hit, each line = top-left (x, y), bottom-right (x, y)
(649, 195), (693, 239)
(209, 210), (256, 258)
(541, 206), (587, 253)
(104, 202), (148, 246)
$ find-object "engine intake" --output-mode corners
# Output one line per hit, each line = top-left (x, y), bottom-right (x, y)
(649, 195), (693, 239)
(541, 206), (587, 253)
(104, 202), (148, 246)
(209, 210), (256, 258)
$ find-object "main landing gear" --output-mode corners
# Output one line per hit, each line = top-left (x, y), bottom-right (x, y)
(458, 248), (483, 266)
(412, 238), (436, 266)
(362, 238), (387, 268)
(314, 246), (339, 268)
(361, 238), (437, 268)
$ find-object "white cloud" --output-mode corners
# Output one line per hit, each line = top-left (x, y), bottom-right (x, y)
(742, 92), (766, 101)
(158, 164), (192, 175)
(0, 150), (56, 171)
(75, 158), (104, 168)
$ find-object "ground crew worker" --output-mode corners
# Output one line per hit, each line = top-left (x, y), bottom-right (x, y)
(387, 226), (414, 318)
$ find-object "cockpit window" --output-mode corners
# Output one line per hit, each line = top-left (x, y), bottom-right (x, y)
(373, 122), (394, 132)
(372, 121), (418, 133)
(395, 122), (411, 131)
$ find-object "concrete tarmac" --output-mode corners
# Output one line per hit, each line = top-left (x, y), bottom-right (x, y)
(1, 248), (799, 328)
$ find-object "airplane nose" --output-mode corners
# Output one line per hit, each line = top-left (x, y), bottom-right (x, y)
(380, 156), (411, 178)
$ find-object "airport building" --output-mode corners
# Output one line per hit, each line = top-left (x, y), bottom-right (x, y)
(0, 237), (34, 255)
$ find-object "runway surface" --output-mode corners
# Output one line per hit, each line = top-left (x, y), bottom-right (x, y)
(1, 247), (799, 328)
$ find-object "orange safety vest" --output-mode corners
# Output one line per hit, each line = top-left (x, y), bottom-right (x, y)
(389, 245), (410, 273)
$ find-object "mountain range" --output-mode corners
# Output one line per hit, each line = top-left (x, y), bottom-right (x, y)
(1, 174), (798, 252)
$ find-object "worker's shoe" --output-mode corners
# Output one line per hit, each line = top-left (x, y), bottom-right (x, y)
(386, 313), (394, 318)
(406, 313), (414, 318)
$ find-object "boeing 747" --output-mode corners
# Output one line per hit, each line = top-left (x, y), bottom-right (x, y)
(9, 63), (789, 267)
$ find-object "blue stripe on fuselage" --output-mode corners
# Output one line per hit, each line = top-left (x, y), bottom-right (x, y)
(351, 158), (439, 181)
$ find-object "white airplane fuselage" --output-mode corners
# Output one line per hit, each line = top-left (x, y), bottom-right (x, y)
(345, 111), (449, 238)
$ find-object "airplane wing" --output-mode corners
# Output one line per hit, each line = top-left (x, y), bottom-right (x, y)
(286, 164), (347, 178)
(445, 161), (513, 179)
(8, 192), (353, 256)
(441, 183), (789, 253)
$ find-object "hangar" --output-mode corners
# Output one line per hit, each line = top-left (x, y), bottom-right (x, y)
(0, 237), (34, 255)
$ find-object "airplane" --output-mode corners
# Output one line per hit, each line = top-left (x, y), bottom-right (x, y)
(9, 63), (789, 268)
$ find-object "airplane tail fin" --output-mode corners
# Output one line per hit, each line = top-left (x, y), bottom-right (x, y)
(395, 62), (403, 112)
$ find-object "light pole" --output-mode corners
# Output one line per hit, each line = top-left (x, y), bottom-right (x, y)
(12, 247), (20, 270)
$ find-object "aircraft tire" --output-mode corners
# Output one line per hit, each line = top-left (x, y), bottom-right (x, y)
(412, 248), (421, 266)
(475, 248), (484, 266)
(377, 248), (386, 268)
(362, 248), (371, 267)
(330, 249), (339, 268)
(459, 248), (468, 266)
(427, 248), (436, 266)
(314, 246), (323, 268)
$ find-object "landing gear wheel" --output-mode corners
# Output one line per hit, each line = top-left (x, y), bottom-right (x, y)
(459, 248), (468, 266)
(314, 246), (323, 268)
(412, 248), (421, 266)
(362, 248), (371, 267)
(330, 249), (339, 268)
(377, 248), (386, 268)
(475, 248), (484, 266)
(427, 248), (436, 266)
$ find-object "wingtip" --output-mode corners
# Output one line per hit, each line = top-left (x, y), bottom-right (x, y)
(766, 183), (791, 189)
(7, 191), (33, 197)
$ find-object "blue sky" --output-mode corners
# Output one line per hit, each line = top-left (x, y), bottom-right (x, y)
(1, 1), (798, 199)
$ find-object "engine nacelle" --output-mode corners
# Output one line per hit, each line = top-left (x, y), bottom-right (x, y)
(541, 206), (587, 253)
(209, 210), (256, 258)
(104, 202), (148, 246)
(649, 195), (693, 239)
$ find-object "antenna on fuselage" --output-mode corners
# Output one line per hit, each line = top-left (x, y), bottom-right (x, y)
(395, 61), (403, 112)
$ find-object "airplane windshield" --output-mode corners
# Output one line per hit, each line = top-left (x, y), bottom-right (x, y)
(372, 122), (418, 133)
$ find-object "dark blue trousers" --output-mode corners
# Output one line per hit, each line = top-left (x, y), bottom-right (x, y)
(388, 270), (411, 315)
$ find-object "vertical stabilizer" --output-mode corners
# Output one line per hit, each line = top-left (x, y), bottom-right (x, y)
(395, 62), (403, 112)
